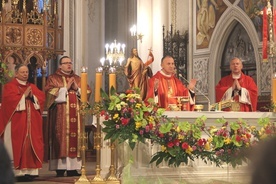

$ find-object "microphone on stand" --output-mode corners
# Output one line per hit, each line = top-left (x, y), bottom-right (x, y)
(178, 74), (211, 111)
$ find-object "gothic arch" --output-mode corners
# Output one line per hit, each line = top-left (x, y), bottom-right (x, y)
(3, 51), (24, 65)
(208, 7), (261, 102)
(25, 53), (45, 67)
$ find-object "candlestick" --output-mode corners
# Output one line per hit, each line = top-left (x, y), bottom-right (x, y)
(75, 67), (90, 184)
(109, 67), (116, 95)
(95, 67), (103, 103)
(81, 66), (88, 103)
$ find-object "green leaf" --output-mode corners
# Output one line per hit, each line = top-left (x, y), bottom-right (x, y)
(104, 131), (116, 140)
(100, 88), (109, 99)
(178, 121), (190, 132)
(214, 136), (224, 148)
(129, 141), (136, 150)
(168, 157), (175, 166)
(194, 115), (207, 126)
(258, 117), (270, 126)
(159, 122), (173, 134)
(156, 156), (164, 166)
(103, 120), (116, 127)
(150, 153), (161, 164)
(157, 108), (166, 116)
(216, 118), (227, 124)
(110, 86), (116, 96)
(230, 122), (240, 131)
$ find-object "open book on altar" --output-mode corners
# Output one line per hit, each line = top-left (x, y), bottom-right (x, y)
(210, 100), (240, 111)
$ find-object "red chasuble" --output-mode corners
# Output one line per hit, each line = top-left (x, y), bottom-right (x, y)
(45, 69), (91, 160)
(0, 78), (45, 169)
(215, 73), (258, 111)
(146, 71), (194, 111)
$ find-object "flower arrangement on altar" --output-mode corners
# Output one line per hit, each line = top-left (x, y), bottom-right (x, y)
(149, 116), (220, 167)
(100, 88), (165, 150)
(98, 89), (276, 168)
(206, 118), (257, 168)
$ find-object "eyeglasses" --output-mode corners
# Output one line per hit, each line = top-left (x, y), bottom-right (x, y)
(61, 62), (73, 65)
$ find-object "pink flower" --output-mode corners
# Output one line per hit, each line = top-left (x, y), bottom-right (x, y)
(173, 139), (180, 146)
(145, 125), (150, 132)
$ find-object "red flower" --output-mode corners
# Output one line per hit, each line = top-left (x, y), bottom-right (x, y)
(144, 112), (150, 117)
(158, 132), (164, 138)
(149, 123), (153, 130)
(167, 141), (174, 148)
(265, 128), (272, 134)
(121, 117), (130, 126)
(104, 115), (109, 120)
(100, 110), (106, 116)
(181, 142), (189, 150)
(125, 89), (133, 94)
(197, 138), (206, 146)
(235, 135), (241, 142)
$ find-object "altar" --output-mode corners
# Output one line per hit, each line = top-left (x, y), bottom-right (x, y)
(163, 111), (276, 125)
(98, 111), (276, 184)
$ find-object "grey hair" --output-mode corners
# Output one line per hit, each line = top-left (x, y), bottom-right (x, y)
(14, 64), (27, 72)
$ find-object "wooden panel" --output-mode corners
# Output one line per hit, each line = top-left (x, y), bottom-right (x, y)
(4, 25), (23, 46)
(25, 25), (44, 47)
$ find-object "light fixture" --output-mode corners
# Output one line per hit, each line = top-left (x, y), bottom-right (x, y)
(130, 25), (143, 43)
(100, 40), (125, 72)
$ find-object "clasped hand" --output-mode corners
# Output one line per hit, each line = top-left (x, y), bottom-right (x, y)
(232, 79), (241, 90)
(67, 77), (78, 91)
(24, 86), (33, 98)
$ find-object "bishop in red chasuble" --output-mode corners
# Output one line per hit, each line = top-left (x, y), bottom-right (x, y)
(146, 55), (196, 111)
(0, 65), (45, 179)
(215, 57), (258, 111)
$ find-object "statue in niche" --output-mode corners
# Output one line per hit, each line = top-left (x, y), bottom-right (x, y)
(235, 29), (246, 59)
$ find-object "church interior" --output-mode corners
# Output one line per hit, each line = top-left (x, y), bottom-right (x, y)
(1, 0), (276, 184)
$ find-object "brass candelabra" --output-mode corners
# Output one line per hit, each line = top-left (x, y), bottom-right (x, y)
(75, 103), (91, 184)
(91, 113), (105, 184)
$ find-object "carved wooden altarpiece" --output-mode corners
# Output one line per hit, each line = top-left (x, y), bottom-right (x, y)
(0, 0), (64, 102)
